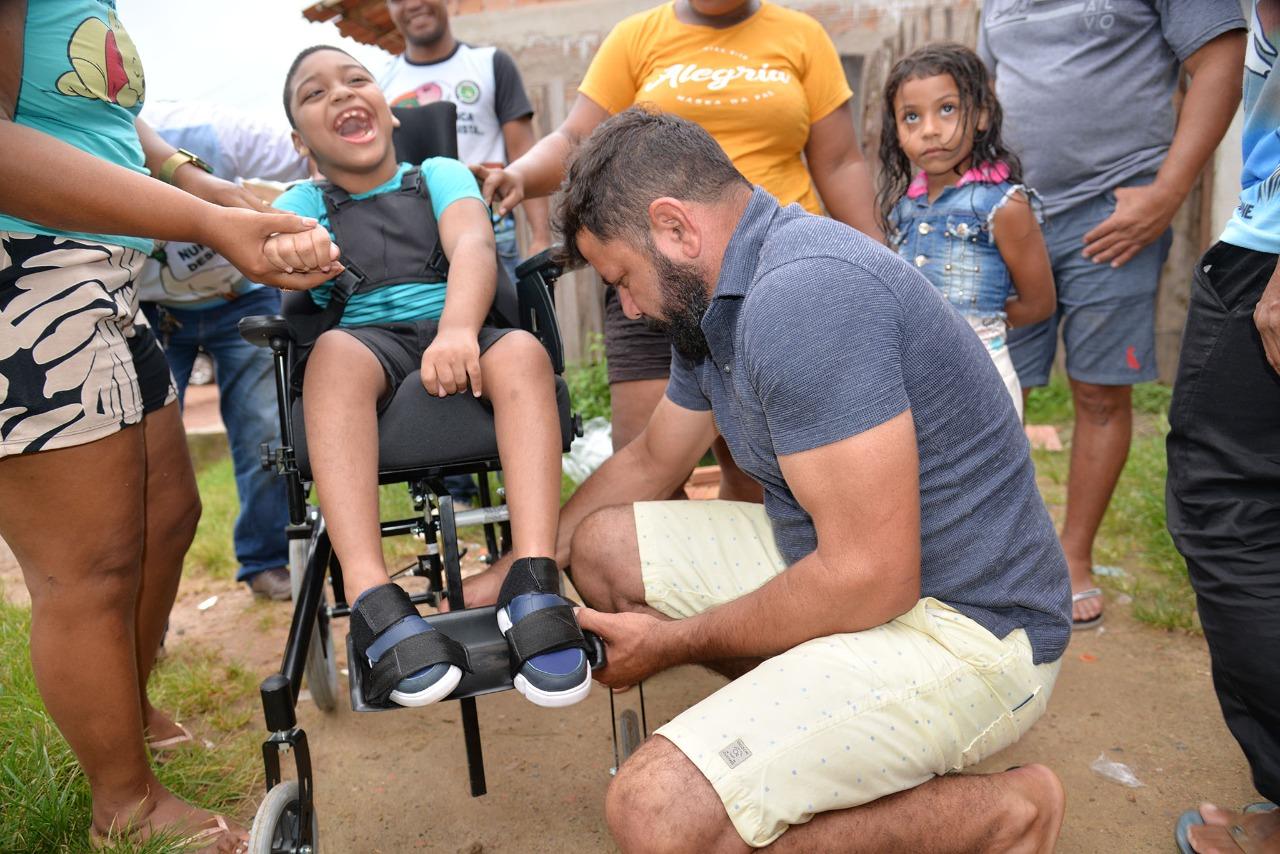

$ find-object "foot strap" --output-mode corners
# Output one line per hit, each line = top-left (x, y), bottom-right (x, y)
(504, 603), (587, 674)
(367, 631), (470, 705)
(497, 556), (561, 610)
(351, 583), (470, 706)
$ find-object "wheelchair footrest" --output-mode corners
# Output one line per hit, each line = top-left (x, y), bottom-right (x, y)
(347, 605), (605, 712)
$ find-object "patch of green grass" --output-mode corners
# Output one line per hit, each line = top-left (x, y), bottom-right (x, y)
(0, 598), (261, 853)
(564, 334), (611, 422)
(184, 435), (238, 583)
(1024, 373), (1074, 424)
(1093, 414), (1196, 630)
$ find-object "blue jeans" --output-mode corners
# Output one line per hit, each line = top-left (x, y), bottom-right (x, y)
(143, 288), (289, 581)
(495, 216), (521, 289)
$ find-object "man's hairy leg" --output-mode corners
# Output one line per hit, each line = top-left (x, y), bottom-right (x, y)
(303, 331), (390, 603)
(608, 737), (1064, 854)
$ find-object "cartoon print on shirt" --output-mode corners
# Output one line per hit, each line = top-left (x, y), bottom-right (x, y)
(56, 10), (145, 108)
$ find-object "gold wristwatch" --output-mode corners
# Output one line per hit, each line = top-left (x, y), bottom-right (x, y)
(158, 148), (214, 184)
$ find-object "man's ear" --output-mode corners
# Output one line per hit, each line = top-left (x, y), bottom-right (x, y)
(390, 111), (401, 129)
(976, 107), (990, 133)
(648, 197), (700, 259)
(291, 129), (310, 159)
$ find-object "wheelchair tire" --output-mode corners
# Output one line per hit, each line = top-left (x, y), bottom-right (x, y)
(289, 535), (339, 713)
(618, 709), (643, 763)
(248, 780), (319, 854)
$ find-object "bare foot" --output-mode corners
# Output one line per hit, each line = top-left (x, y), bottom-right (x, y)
(92, 785), (247, 853)
(1064, 550), (1103, 623)
(1189, 803), (1280, 853)
(142, 702), (190, 745)
(995, 764), (1066, 854)
(440, 563), (508, 612)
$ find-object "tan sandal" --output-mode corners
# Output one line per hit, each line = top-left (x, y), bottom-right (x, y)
(90, 813), (248, 853)
(145, 721), (196, 753)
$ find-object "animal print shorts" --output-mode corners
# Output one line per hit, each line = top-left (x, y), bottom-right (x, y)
(0, 232), (177, 458)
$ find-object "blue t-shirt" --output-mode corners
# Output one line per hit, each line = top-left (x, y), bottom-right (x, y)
(666, 188), (1071, 664)
(1222, 1), (1280, 254)
(0, 0), (151, 252)
(273, 158), (483, 326)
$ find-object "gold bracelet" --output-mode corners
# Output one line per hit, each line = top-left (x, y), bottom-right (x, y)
(158, 148), (213, 184)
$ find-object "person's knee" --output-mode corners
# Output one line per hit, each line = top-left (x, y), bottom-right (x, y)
(607, 739), (725, 853)
(29, 533), (144, 610)
(486, 331), (552, 381)
(569, 505), (640, 611)
(1071, 381), (1129, 425)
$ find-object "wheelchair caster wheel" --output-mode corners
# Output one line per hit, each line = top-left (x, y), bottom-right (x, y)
(249, 780), (319, 854)
(618, 709), (643, 763)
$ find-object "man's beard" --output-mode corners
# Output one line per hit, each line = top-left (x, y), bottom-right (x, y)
(645, 249), (712, 362)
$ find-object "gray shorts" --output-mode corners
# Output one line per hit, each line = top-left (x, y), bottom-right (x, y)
(336, 319), (515, 410)
(1008, 177), (1171, 387)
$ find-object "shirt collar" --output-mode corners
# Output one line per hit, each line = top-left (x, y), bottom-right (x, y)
(906, 160), (1011, 200)
(712, 186), (779, 300)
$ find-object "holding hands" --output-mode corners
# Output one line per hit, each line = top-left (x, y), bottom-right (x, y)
(421, 327), (483, 398)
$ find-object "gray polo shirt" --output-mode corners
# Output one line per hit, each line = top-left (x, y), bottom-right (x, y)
(666, 188), (1071, 663)
(978, 0), (1245, 215)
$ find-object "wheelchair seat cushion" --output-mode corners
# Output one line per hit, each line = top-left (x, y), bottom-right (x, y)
(351, 583), (468, 707)
(292, 372), (575, 481)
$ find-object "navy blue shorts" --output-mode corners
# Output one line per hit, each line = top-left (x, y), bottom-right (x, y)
(1008, 178), (1171, 387)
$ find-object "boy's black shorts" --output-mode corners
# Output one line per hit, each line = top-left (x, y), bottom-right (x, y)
(339, 319), (517, 409)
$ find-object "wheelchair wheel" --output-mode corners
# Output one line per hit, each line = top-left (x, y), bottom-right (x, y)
(618, 709), (643, 763)
(289, 535), (339, 713)
(248, 780), (319, 854)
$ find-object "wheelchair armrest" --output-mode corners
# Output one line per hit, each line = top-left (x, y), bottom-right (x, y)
(238, 314), (294, 353)
(514, 246), (563, 283)
(517, 273), (565, 374)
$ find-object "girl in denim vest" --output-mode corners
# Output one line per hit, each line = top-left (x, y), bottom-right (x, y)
(878, 44), (1055, 419)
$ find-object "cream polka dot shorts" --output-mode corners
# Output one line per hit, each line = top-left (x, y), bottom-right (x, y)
(634, 500), (1061, 848)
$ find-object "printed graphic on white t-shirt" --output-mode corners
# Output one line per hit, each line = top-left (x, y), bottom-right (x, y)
(379, 43), (533, 166)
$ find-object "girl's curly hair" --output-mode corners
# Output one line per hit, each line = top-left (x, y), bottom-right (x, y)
(876, 43), (1024, 236)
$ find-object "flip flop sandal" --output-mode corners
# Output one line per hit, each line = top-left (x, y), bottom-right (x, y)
(145, 722), (195, 753)
(350, 583), (469, 707)
(90, 814), (248, 853)
(496, 557), (591, 708)
(1174, 804), (1277, 853)
(1071, 586), (1104, 631)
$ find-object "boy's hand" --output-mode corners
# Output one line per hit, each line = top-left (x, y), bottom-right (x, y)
(204, 207), (340, 291)
(262, 222), (339, 275)
(421, 328), (482, 398)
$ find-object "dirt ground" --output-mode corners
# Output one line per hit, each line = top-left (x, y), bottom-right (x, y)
(1, 529), (1256, 854)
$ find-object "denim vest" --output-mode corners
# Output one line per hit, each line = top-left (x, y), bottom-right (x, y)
(890, 179), (1027, 318)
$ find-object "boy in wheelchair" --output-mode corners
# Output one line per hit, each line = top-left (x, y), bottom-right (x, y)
(262, 45), (590, 709)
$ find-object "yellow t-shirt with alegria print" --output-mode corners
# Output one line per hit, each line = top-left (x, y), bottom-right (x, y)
(578, 1), (852, 214)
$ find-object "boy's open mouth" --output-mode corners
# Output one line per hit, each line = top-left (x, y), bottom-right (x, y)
(334, 108), (376, 143)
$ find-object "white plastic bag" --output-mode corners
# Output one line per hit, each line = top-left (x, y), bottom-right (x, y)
(1090, 752), (1143, 787)
(562, 417), (613, 484)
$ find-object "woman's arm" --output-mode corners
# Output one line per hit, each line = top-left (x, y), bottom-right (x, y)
(993, 192), (1055, 329)
(804, 100), (883, 242)
(474, 94), (610, 217)
(0, 3), (327, 288)
(134, 116), (272, 212)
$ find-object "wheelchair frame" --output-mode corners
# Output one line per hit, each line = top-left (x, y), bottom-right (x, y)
(237, 250), (634, 853)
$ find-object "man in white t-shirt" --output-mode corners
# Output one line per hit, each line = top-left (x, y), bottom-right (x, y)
(380, 0), (550, 288)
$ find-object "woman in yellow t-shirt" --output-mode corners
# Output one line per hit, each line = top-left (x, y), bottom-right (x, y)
(475, 0), (880, 500)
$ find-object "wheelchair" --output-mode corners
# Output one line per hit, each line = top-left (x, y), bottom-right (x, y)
(236, 103), (647, 853)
